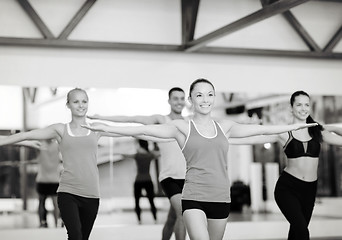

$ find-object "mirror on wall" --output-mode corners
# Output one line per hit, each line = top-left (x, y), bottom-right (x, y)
(1, 85), (342, 229)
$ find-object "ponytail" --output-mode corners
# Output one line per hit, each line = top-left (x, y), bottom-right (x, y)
(306, 115), (323, 143)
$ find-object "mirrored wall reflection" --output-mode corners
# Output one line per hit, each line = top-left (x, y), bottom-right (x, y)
(1, 86), (342, 220)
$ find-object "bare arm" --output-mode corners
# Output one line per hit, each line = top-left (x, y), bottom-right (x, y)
(228, 135), (279, 145)
(324, 125), (342, 136)
(0, 136), (42, 149)
(94, 122), (174, 143)
(228, 122), (317, 138)
(322, 130), (342, 146)
(82, 123), (179, 140)
(15, 140), (42, 149)
(0, 124), (62, 146)
(88, 114), (164, 125)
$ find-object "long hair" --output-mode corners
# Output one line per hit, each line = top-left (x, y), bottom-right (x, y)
(290, 90), (323, 142)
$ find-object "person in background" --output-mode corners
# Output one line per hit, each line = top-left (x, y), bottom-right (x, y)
(35, 138), (62, 228)
(83, 79), (317, 240)
(88, 87), (187, 240)
(119, 139), (159, 224)
(229, 90), (342, 240)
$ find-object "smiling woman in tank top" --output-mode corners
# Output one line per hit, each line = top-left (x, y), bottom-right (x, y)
(0, 88), (128, 240)
(82, 79), (316, 240)
(229, 90), (342, 240)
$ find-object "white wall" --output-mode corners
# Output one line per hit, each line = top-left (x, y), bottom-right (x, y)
(0, 0), (341, 95)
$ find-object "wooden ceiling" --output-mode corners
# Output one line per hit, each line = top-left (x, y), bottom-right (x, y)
(0, 0), (341, 59)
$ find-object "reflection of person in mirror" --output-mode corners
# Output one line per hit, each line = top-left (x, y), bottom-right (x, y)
(83, 80), (317, 240)
(88, 87), (187, 240)
(35, 138), (62, 228)
(229, 90), (342, 240)
(119, 139), (159, 224)
(0, 88), (129, 240)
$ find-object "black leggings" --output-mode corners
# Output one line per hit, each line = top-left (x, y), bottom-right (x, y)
(57, 192), (99, 240)
(134, 180), (157, 221)
(274, 171), (317, 240)
(37, 183), (58, 226)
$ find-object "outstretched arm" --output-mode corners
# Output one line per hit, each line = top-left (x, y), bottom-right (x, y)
(94, 122), (174, 143)
(322, 129), (342, 146)
(324, 125), (342, 136)
(0, 124), (61, 146)
(82, 123), (178, 140)
(0, 136), (42, 149)
(228, 122), (317, 138)
(88, 114), (164, 125)
(228, 135), (279, 145)
(16, 140), (42, 149)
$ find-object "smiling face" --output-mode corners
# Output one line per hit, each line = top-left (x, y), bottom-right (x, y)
(168, 90), (185, 114)
(291, 94), (311, 122)
(189, 81), (215, 115)
(66, 89), (89, 117)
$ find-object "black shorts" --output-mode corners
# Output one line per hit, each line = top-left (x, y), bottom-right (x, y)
(160, 177), (185, 199)
(36, 183), (59, 195)
(182, 199), (230, 219)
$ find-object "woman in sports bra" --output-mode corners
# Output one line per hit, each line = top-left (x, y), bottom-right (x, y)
(230, 90), (342, 240)
(0, 88), (128, 240)
(83, 80), (316, 240)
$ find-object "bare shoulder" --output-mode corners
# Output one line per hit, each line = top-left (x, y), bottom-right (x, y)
(48, 123), (65, 136)
(47, 123), (64, 131)
(167, 119), (188, 133)
(171, 118), (188, 126)
(216, 119), (236, 133)
(276, 131), (289, 145)
(154, 114), (167, 124)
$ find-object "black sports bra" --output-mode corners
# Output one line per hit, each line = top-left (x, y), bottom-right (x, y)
(283, 131), (321, 158)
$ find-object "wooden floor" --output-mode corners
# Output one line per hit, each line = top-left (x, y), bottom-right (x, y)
(1, 207), (342, 240)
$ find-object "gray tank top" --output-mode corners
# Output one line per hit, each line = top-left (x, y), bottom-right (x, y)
(57, 124), (100, 198)
(181, 120), (230, 202)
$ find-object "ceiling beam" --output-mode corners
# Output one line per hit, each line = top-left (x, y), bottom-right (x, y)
(17, 0), (54, 39)
(313, 0), (342, 2)
(0, 37), (182, 51)
(58, 0), (97, 39)
(261, 0), (320, 52)
(181, 0), (200, 45)
(323, 25), (342, 52)
(184, 0), (311, 52)
(0, 37), (340, 60)
(197, 46), (342, 59)
(282, 11), (321, 52)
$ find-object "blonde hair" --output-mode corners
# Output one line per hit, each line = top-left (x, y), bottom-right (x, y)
(66, 88), (88, 104)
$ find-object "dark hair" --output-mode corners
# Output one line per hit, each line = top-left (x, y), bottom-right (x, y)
(290, 90), (323, 142)
(138, 139), (149, 152)
(189, 78), (215, 97)
(168, 87), (184, 98)
(66, 88), (88, 104)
